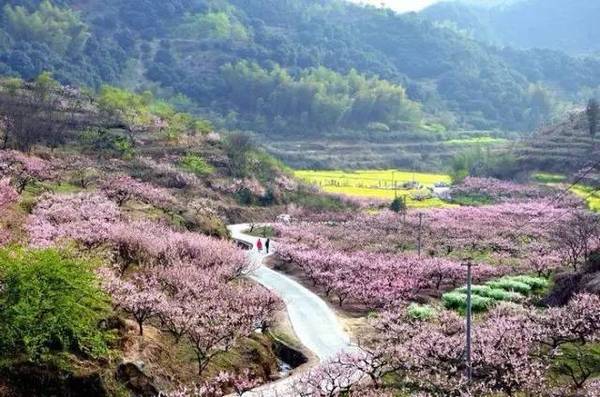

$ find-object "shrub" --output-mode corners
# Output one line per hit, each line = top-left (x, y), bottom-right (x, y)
(508, 275), (549, 291)
(470, 295), (495, 312)
(390, 196), (407, 213)
(0, 247), (111, 362)
(457, 285), (524, 302)
(179, 153), (214, 176)
(407, 303), (436, 320)
(113, 136), (135, 158)
(442, 291), (494, 312)
(486, 279), (532, 295)
(457, 285), (493, 296)
(483, 288), (523, 302)
(442, 292), (466, 310)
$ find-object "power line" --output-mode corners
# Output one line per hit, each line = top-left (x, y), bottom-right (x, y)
(510, 158), (600, 233)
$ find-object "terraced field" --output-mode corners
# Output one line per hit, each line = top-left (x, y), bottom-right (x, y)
(516, 113), (599, 173)
(294, 169), (453, 207)
(266, 130), (512, 170)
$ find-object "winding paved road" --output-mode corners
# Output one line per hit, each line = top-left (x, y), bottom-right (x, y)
(227, 224), (355, 395)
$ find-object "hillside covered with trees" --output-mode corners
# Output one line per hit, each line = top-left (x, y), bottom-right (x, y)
(2, 0), (600, 135)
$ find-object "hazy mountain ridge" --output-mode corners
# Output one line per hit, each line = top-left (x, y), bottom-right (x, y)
(422, 0), (600, 55)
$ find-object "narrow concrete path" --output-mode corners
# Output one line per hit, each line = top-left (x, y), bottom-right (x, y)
(227, 224), (355, 396)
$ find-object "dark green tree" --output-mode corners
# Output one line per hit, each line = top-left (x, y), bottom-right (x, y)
(390, 196), (407, 214)
(586, 98), (599, 138)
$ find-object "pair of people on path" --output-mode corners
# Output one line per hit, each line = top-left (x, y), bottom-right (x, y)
(256, 238), (270, 253)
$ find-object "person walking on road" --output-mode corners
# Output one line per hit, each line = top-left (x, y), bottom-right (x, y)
(256, 238), (263, 252)
(265, 238), (271, 254)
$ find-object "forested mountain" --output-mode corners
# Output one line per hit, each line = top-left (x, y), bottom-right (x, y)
(422, 0), (600, 55)
(1, 0), (600, 134)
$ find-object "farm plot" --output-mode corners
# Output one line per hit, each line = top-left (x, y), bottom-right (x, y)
(294, 169), (452, 207)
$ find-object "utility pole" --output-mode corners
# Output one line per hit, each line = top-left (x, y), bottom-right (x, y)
(417, 213), (423, 257)
(465, 260), (473, 384)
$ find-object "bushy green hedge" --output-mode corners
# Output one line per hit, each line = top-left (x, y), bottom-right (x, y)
(407, 303), (436, 320)
(179, 153), (214, 176)
(483, 288), (523, 302)
(486, 275), (549, 295)
(442, 292), (494, 312)
(508, 275), (549, 291)
(456, 285), (523, 302)
(0, 247), (112, 363)
(486, 279), (532, 295)
(445, 275), (548, 312)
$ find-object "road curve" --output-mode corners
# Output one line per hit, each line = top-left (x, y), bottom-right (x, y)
(228, 224), (352, 360)
(227, 224), (354, 396)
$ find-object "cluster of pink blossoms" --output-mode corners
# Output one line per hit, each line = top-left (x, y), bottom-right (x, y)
(0, 177), (18, 245)
(26, 190), (280, 388)
(0, 178), (17, 211)
(135, 156), (199, 189)
(0, 149), (54, 192)
(27, 192), (248, 279)
(101, 175), (176, 208)
(100, 263), (280, 377)
(165, 369), (263, 397)
(27, 192), (121, 248)
(276, 201), (586, 271)
(450, 176), (553, 202)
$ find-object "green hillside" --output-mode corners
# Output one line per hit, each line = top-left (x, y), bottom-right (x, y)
(1, 0), (600, 135)
(422, 0), (600, 55)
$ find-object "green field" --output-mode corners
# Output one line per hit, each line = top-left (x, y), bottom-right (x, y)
(444, 137), (508, 146)
(533, 172), (567, 184)
(294, 169), (453, 207)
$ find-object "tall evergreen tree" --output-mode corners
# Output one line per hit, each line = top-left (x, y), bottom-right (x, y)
(586, 98), (599, 138)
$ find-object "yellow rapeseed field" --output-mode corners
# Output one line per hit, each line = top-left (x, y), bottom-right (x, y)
(571, 185), (600, 212)
(294, 169), (453, 208)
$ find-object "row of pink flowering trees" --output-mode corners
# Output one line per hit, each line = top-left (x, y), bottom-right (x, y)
(101, 266), (279, 375)
(276, 200), (599, 277)
(277, 242), (504, 309)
